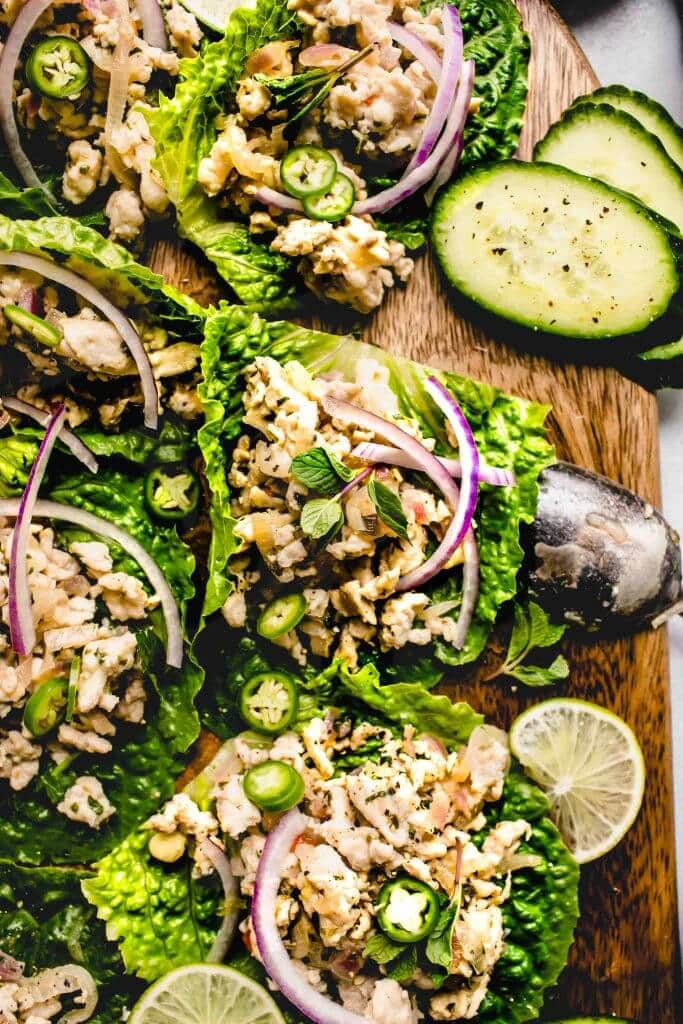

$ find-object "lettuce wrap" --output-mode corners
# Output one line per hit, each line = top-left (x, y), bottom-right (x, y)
(146, 0), (529, 311)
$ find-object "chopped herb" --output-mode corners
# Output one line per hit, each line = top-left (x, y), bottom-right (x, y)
(367, 474), (409, 539)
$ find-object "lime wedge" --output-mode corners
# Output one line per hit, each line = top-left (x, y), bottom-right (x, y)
(129, 965), (285, 1024)
(179, 0), (256, 33)
(509, 698), (645, 864)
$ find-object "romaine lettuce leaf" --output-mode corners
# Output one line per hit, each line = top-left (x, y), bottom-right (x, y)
(0, 170), (58, 219)
(198, 308), (555, 666)
(0, 469), (202, 865)
(148, 0), (528, 307)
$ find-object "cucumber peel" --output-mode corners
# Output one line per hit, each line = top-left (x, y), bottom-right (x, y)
(572, 84), (683, 171)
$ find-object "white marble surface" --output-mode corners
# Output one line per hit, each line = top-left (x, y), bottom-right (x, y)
(554, 0), (683, 946)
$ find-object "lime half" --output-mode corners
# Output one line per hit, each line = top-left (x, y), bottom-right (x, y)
(179, 0), (256, 33)
(509, 698), (645, 864)
(129, 965), (285, 1024)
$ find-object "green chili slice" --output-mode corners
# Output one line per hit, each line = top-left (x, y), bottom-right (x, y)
(25, 36), (90, 100)
(144, 466), (200, 521)
(23, 676), (68, 737)
(280, 145), (338, 199)
(376, 877), (440, 943)
(66, 655), (80, 723)
(302, 173), (355, 222)
(240, 671), (299, 735)
(257, 593), (307, 640)
(243, 760), (305, 812)
(3, 305), (61, 348)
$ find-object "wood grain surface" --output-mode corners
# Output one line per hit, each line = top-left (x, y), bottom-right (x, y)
(149, 1), (682, 1019)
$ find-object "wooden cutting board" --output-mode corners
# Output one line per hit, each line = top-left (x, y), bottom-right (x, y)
(149, 1), (682, 1019)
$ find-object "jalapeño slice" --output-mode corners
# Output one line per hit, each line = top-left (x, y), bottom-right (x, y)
(25, 36), (90, 100)
(302, 173), (355, 222)
(240, 671), (299, 735)
(257, 593), (307, 640)
(3, 305), (61, 348)
(144, 467), (200, 521)
(243, 760), (305, 812)
(376, 877), (440, 943)
(23, 676), (68, 737)
(280, 146), (337, 199)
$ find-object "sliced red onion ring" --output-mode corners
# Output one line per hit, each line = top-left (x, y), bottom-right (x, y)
(424, 58), (475, 206)
(251, 185), (304, 213)
(387, 21), (441, 82)
(253, 808), (368, 1024)
(451, 528), (479, 649)
(352, 442), (515, 487)
(104, 0), (136, 189)
(354, 58), (475, 216)
(299, 43), (357, 69)
(0, 252), (158, 430)
(0, 498), (183, 667)
(137, 0), (167, 49)
(9, 405), (65, 656)
(404, 5), (462, 175)
(395, 376), (480, 594)
(199, 837), (240, 963)
(0, 0), (56, 196)
(2, 397), (99, 474)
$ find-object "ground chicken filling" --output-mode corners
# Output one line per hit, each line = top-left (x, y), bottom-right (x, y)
(1, 0), (203, 242)
(0, 964), (93, 1024)
(195, 0), (456, 311)
(0, 518), (155, 827)
(223, 355), (469, 668)
(0, 266), (203, 428)
(148, 721), (536, 1022)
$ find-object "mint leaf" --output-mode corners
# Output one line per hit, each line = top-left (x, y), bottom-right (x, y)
(291, 447), (352, 494)
(527, 600), (566, 649)
(300, 497), (344, 540)
(507, 601), (533, 664)
(367, 476), (409, 540)
(508, 655), (570, 688)
(387, 945), (418, 982)
(363, 932), (406, 964)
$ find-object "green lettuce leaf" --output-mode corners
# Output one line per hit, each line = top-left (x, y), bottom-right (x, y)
(0, 214), (206, 332)
(198, 311), (555, 666)
(0, 171), (58, 219)
(0, 469), (202, 865)
(0, 860), (141, 1024)
(148, 0), (528, 307)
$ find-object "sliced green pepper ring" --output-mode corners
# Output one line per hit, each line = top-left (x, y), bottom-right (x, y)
(25, 36), (90, 100)
(280, 145), (338, 199)
(243, 760), (305, 812)
(3, 305), (61, 348)
(257, 593), (307, 640)
(144, 466), (200, 521)
(66, 655), (80, 723)
(240, 671), (299, 735)
(302, 173), (355, 222)
(376, 876), (441, 943)
(23, 676), (68, 737)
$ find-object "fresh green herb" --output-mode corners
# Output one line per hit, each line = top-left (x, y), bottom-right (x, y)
(291, 445), (352, 494)
(257, 43), (375, 123)
(387, 944), (419, 982)
(486, 602), (569, 687)
(367, 474), (409, 539)
(363, 932), (407, 965)
(300, 496), (344, 540)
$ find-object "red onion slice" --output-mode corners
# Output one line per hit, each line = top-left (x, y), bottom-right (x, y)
(395, 377), (480, 593)
(354, 58), (475, 216)
(0, 498), (183, 667)
(424, 58), (475, 206)
(404, 5), (462, 175)
(103, 0), (136, 189)
(198, 837), (240, 963)
(387, 21), (441, 82)
(451, 527), (479, 649)
(137, 0), (168, 49)
(251, 185), (304, 213)
(0, 949), (24, 981)
(2, 397), (99, 474)
(253, 808), (368, 1024)
(0, 0), (56, 196)
(9, 405), (65, 656)
(352, 442), (515, 488)
(0, 252), (158, 430)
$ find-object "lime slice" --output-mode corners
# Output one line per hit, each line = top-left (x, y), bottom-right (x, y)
(129, 965), (285, 1024)
(509, 698), (645, 864)
(179, 0), (256, 33)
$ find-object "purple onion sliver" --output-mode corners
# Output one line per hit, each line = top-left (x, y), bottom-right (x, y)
(3, 397), (99, 474)
(424, 59), (475, 205)
(137, 0), (168, 49)
(199, 837), (240, 963)
(253, 185), (304, 213)
(387, 21), (442, 82)
(352, 442), (515, 488)
(450, 528), (479, 649)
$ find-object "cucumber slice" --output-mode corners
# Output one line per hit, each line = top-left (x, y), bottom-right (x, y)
(572, 85), (683, 171)
(534, 104), (683, 233)
(430, 161), (680, 340)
